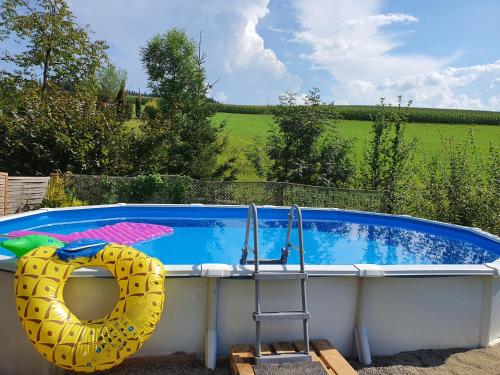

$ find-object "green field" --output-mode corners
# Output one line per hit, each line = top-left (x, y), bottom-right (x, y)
(213, 113), (500, 181)
(126, 113), (500, 181)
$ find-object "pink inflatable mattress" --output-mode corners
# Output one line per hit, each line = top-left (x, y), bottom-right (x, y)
(9, 222), (174, 245)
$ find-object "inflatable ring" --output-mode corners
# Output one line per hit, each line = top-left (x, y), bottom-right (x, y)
(14, 243), (165, 372)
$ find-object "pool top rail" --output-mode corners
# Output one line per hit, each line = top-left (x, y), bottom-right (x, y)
(0, 203), (498, 278)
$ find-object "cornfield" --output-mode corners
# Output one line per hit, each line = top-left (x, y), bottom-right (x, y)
(217, 104), (500, 125)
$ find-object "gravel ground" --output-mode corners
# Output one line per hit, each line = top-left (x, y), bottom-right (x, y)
(64, 359), (231, 375)
(64, 344), (500, 375)
(354, 344), (500, 375)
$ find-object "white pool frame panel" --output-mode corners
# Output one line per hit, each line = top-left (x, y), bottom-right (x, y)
(0, 204), (499, 375)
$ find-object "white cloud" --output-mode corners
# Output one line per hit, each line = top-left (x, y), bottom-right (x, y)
(374, 60), (500, 109)
(291, 0), (500, 110)
(225, 1), (287, 76)
(378, 61), (500, 91)
(69, 0), (300, 104)
(342, 13), (418, 28)
(349, 80), (376, 94)
(268, 25), (288, 33)
(293, 0), (447, 92)
(488, 96), (500, 110)
(490, 78), (500, 89)
(213, 91), (228, 103)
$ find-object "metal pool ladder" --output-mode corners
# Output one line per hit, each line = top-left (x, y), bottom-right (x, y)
(240, 203), (312, 365)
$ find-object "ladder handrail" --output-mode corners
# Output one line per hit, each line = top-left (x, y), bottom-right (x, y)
(285, 204), (310, 355)
(241, 203), (260, 270)
(284, 204), (306, 273)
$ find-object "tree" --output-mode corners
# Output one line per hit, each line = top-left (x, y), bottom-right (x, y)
(267, 89), (354, 186)
(360, 97), (416, 212)
(0, 0), (108, 95)
(135, 95), (141, 118)
(141, 29), (203, 116)
(115, 79), (131, 120)
(96, 63), (127, 102)
(139, 29), (236, 180)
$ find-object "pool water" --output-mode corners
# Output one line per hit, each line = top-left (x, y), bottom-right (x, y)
(1, 214), (499, 265)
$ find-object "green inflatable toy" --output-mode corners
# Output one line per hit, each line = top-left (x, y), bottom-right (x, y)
(0, 235), (64, 257)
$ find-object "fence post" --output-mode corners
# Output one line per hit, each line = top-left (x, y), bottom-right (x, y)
(0, 172), (7, 216)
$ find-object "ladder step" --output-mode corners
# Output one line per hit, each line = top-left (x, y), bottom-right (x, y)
(254, 353), (312, 365)
(253, 311), (310, 322)
(254, 272), (307, 280)
(245, 259), (284, 265)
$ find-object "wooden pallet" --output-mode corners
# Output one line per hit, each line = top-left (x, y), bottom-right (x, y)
(229, 339), (357, 375)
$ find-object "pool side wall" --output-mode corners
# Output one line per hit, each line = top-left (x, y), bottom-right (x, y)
(488, 277), (500, 345)
(0, 204), (499, 374)
(1, 270), (499, 375)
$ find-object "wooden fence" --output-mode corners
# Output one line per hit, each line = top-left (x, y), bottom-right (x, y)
(0, 173), (50, 216)
(0, 173), (7, 216)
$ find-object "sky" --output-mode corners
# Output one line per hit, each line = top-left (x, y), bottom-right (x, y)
(66, 0), (499, 109)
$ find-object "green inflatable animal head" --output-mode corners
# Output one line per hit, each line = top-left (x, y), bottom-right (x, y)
(0, 235), (65, 257)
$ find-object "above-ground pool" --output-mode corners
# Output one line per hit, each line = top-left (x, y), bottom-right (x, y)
(0, 204), (499, 375)
(0, 204), (499, 268)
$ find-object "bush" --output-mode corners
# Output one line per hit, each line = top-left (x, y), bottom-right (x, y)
(117, 174), (166, 203)
(400, 134), (499, 235)
(67, 174), (192, 204)
(65, 174), (384, 211)
(360, 97), (416, 213)
(0, 76), (21, 115)
(42, 173), (86, 207)
(244, 136), (268, 178)
(96, 64), (127, 103)
(143, 99), (159, 119)
(0, 84), (128, 175)
(267, 89), (354, 186)
(316, 132), (355, 187)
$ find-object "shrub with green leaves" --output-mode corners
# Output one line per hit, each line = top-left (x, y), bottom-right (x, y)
(244, 136), (268, 178)
(143, 99), (159, 119)
(42, 173), (86, 207)
(116, 174), (166, 203)
(360, 97), (417, 212)
(68, 174), (192, 204)
(401, 134), (499, 235)
(96, 63), (128, 103)
(267, 88), (354, 187)
(0, 84), (128, 175)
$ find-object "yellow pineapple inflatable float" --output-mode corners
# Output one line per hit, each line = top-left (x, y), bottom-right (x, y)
(14, 243), (165, 372)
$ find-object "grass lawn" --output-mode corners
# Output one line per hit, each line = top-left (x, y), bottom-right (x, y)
(213, 113), (500, 181)
(127, 113), (500, 181)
